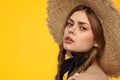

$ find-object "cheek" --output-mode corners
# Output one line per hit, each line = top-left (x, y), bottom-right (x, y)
(85, 35), (94, 42)
(77, 33), (94, 44)
(63, 28), (68, 36)
(76, 33), (94, 52)
(63, 30), (67, 41)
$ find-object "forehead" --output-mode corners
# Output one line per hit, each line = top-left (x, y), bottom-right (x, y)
(69, 11), (90, 25)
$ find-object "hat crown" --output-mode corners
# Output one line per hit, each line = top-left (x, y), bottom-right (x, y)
(47, 0), (120, 77)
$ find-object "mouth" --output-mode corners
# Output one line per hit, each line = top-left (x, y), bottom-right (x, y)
(64, 36), (74, 44)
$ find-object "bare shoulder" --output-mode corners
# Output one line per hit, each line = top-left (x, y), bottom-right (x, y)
(68, 64), (108, 80)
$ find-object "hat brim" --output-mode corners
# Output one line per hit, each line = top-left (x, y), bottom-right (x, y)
(47, 0), (120, 77)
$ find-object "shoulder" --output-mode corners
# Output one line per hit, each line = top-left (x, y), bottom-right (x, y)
(68, 63), (108, 80)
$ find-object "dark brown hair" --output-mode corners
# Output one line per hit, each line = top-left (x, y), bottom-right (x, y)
(55, 5), (106, 80)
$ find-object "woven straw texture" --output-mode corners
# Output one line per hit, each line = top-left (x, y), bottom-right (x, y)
(47, 0), (120, 77)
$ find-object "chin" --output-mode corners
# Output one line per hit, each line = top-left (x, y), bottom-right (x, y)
(63, 45), (91, 53)
(63, 44), (72, 51)
(63, 45), (77, 52)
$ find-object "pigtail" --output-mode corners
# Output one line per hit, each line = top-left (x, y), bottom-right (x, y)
(55, 45), (66, 80)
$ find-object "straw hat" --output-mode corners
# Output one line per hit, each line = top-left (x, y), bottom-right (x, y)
(47, 0), (120, 77)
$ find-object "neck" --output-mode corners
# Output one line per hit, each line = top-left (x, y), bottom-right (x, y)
(71, 51), (89, 58)
(91, 59), (99, 67)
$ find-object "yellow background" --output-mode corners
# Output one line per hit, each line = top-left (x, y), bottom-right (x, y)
(0, 0), (120, 80)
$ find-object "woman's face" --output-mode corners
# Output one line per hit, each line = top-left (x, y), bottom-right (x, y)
(63, 10), (96, 52)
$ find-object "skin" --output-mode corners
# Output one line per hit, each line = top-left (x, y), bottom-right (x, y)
(68, 60), (108, 80)
(63, 10), (96, 53)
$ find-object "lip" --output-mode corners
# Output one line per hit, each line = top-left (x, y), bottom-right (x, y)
(64, 36), (74, 44)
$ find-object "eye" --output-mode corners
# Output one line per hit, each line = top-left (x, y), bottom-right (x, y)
(79, 26), (87, 31)
(66, 22), (73, 27)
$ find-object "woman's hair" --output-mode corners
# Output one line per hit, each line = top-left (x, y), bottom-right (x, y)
(55, 5), (106, 80)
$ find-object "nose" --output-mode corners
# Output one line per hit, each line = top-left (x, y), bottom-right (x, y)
(68, 26), (76, 34)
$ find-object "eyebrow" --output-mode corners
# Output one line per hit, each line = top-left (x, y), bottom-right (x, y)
(68, 18), (89, 26)
(78, 21), (89, 26)
(68, 18), (74, 23)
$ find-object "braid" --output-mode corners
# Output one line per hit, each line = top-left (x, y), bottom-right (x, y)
(55, 45), (66, 80)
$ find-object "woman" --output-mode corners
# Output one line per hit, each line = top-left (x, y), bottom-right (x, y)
(60, 5), (106, 80)
(47, 0), (120, 80)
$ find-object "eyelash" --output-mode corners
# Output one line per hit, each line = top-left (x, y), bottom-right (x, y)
(66, 22), (73, 27)
(66, 22), (87, 31)
(79, 26), (87, 31)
